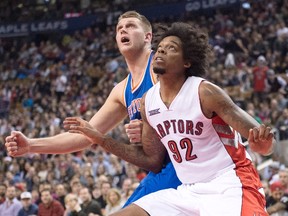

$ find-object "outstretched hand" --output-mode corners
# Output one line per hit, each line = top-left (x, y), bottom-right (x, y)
(125, 119), (143, 143)
(5, 131), (30, 157)
(63, 117), (104, 145)
(247, 124), (274, 156)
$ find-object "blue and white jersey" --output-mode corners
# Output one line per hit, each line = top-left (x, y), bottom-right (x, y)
(124, 52), (157, 120)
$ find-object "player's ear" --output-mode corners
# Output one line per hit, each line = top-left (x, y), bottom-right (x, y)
(184, 62), (191, 68)
(145, 32), (152, 43)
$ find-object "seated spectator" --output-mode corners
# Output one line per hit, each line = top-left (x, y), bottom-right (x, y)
(120, 177), (132, 202)
(276, 108), (288, 140)
(64, 193), (86, 216)
(95, 181), (111, 213)
(79, 187), (102, 216)
(70, 176), (83, 197)
(266, 69), (287, 95)
(0, 183), (7, 204)
(279, 169), (288, 194)
(261, 179), (271, 198)
(266, 181), (288, 215)
(0, 185), (22, 216)
(55, 183), (68, 209)
(104, 188), (124, 216)
(38, 189), (64, 216)
(17, 191), (38, 216)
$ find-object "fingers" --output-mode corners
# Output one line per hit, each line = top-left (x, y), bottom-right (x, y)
(125, 120), (143, 143)
(249, 124), (273, 143)
(63, 117), (79, 125)
(125, 119), (143, 129)
(5, 135), (15, 143)
(5, 139), (18, 156)
(5, 131), (19, 156)
(63, 117), (86, 130)
(6, 131), (19, 142)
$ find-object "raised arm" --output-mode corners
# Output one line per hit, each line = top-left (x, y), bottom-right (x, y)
(5, 81), (128, 156)
(199, 80), (274, 156)
(65, 95), (166, 173)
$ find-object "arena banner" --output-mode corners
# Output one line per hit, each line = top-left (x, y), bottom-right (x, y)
(0, 15), (97, 38)
(185, 0), (241, 12)
(135, 0), (241, 19)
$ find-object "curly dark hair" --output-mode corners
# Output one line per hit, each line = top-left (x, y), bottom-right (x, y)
(153, 22), (212, 77)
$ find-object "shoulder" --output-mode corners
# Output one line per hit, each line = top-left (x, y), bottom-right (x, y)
(113, 78), (128, 92)
(199, 80), (221, 96)
(108, 78), (128, 104)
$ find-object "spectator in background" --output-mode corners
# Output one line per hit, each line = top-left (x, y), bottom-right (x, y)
(250, 32), (267, 60)
(266, 69), (287, 96)
(276, 108), (288, 140)
(70, 176), (83, 197)
(120, 177), (132, 202)
(251, 55), (269, 105)
(79, 187), (103, 216)
(269, 98), (283, 125)
(31, 188), (40, 205)
(84, 174), (95, 192)
(54, 69), (68, 103)
(261, 179), (271, 198)
(55, 183), (68, 209)
(0, 185), (22, 216)
(223, 31), (248, 65)
(279, 169), (288, 193)
(64, 193), (87, 216)
(266, 181), (288, 215)
(107, 155), (124, 188)
(104, 188), (124, 216)
(38, 188), (65, 216)
(0, 183), (7, 204)
(17, 191), (38, 216)
(95, 181), (111, 213)
(92, 185), (102, 201)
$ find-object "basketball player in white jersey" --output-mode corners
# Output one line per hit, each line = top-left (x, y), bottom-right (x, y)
(63, 22), (274, 215)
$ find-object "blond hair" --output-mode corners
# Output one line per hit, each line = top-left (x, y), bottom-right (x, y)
(64, 193), (78, 204)
(106, 188), (122, 207)
(118, 11), (152, 33)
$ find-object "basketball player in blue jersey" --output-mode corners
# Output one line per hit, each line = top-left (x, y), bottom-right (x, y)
(5, 11), (181, 207)
(62, 22), (275, 215)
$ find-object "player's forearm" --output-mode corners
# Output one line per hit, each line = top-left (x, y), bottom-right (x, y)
(29, 132), (91, 154)
(99, 136), (162, 173)
(229, 109), (274, 155)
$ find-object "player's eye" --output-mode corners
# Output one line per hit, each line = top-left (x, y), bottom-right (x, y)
(168, 46), (176, 51)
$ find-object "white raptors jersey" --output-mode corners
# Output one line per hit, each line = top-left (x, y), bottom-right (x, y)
(145, 76), (253, 184)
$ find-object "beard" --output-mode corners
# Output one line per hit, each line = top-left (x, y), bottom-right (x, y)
(153, 66), (166, 75)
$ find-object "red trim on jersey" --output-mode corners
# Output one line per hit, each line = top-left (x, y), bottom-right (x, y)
(236, 165), (268, 216)
(212, 116), (267, 215)
(212, 116), (235, 139)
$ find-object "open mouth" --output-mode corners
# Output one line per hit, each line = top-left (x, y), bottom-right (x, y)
(155, 56), (164, 62)
(121, 36), (130, 43)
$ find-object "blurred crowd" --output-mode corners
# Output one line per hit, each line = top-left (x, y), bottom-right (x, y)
(1, 0), (288, 215)
(0, 0), (179, 23)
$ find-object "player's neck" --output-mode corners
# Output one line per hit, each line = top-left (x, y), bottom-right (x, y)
(159, 75), (187, 108)
(126, 49), (151, 82)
